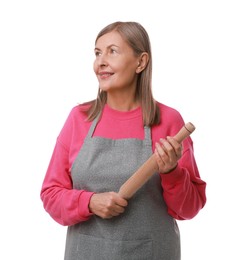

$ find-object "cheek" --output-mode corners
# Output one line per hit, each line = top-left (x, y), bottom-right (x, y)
(122, 63), (137, 77)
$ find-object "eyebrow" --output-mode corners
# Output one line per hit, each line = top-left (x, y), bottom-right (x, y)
(94, 44), (119, 51)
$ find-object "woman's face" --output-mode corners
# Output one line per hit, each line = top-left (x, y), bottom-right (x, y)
(93, 31), (140, 94)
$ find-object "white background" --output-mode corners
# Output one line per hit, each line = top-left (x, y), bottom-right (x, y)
(0, 0), (241, 259)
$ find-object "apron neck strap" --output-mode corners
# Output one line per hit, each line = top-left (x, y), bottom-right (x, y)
(86, 116), (99, 138)
(144, 126), (152, 145)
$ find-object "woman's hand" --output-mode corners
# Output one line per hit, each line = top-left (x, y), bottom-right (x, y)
(154, 136), (183, 174)
(89, 192), (128, 219)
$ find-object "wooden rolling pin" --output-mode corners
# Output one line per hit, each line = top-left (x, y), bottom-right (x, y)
(118, 122), (196, 199)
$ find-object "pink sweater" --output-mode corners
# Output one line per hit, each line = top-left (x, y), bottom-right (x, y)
(40, 102), (206, 226)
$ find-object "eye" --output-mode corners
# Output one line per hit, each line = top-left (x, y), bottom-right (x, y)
(94, 50), (101, 57)
(110, 48), (117, 54)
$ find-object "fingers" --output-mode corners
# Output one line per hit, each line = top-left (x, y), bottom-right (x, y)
(105, 194), (127, 217)
(109, 204), (126, 217)
(89, 192), (128, 219)
(166, 136), (183, 158)
(155, 137), (183, 173)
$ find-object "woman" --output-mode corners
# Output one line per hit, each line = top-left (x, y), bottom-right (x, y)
(40, 21), (206, 260)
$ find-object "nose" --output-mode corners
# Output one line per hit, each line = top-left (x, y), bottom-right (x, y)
(96, 53), (108, 67)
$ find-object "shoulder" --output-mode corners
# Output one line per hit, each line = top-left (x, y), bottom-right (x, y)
(154, 101), (194, 149)
(65, 101), (94, 124)
(157, 102), (183, 123)
(57, 103), (92, 143)
(154, 101), (185, 136)
(69, 102), (90, 117)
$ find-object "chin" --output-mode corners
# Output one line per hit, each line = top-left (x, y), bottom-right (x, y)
(99, 84), (113, 91)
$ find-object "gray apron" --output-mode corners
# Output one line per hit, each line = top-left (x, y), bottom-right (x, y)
(64, 116), (180, 260)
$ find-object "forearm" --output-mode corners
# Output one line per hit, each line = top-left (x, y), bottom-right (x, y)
(40, 140), (94, 226)
(41, 185), (94, 226)
(162, 168), (206, 219)
(161, 150), (206, 220)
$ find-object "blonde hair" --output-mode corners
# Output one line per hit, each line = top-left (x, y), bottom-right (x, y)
(85, 21), (160, 126)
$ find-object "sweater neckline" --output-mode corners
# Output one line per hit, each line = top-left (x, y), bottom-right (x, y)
(103, 104), (142, 120)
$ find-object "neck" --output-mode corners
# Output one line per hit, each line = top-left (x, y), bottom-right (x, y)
(106, 92), (139, 111)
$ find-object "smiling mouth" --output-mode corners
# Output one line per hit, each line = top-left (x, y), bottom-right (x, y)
(99, 72), (114, 79)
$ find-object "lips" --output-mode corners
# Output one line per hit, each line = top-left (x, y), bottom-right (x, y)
(98, 71), (114, 79)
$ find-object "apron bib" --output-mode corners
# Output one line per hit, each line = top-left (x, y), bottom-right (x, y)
(64, 117), (180, 260)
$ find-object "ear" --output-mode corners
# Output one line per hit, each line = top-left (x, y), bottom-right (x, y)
(136, 52), (149, 74)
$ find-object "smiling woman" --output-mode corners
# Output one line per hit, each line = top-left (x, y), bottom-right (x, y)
(40, 21), (206, 260)
(89, 22), (158, 125)
(93, 31), (147, 100)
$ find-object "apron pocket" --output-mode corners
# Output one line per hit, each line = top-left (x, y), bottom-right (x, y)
(77, 234), (152, 260)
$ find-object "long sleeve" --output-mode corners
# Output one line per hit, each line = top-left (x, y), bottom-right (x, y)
(160, 141), (206, 220)
(40, 106), (95, 226)
(40, 140), (94, 226)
